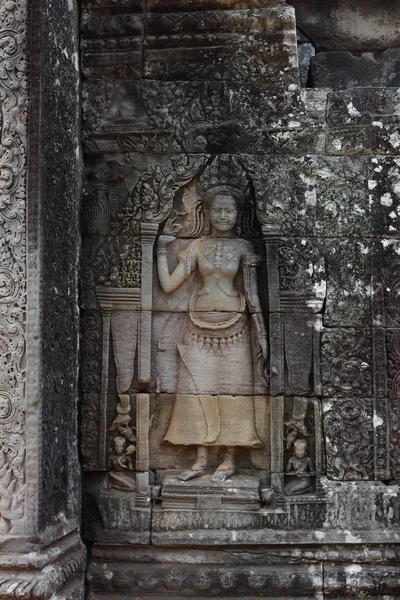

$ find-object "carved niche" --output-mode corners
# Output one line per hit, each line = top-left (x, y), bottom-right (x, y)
(81, 152), (326, 542)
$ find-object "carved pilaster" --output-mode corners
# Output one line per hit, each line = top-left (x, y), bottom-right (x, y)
(0, 0), (85, 595)
(139, 222), (159, 385)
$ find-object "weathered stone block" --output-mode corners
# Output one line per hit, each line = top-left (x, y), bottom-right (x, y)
(289, 0), (400, 52)
(368, 156), (400, 237)
(248, 155), (369, 237)
(81, 1), (144, 80)
(381, 239), (400, 327)
(143, 6), (298, 83)
(311, 49), (400, 89)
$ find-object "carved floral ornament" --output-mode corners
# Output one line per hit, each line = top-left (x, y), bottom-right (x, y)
(0, 0), (28, 532)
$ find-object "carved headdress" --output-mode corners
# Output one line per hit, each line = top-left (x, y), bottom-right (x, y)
(198, 156), (259, 237)
(198, 156), (250, 206)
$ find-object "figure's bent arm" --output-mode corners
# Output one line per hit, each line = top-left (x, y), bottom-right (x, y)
(157, 236), (188, 294)
(243, 261), (268, 352)
(243, 261), (263, 313)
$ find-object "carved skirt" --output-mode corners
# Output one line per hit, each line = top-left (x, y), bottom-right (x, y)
(163, 311), (262, 448)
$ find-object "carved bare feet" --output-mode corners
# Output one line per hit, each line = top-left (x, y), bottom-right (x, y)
(178, 446), (208, 481)
(211, 448), (235, 482)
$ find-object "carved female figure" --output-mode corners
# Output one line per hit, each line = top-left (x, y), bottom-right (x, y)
(157, 162), (268, 482)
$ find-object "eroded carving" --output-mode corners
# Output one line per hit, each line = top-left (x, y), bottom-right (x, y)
(324, 399), (373, 480)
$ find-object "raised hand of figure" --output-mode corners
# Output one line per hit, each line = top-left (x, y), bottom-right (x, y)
(157, 234), (176, 249)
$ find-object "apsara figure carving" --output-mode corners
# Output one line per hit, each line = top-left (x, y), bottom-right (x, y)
(157, 158), (268, 482)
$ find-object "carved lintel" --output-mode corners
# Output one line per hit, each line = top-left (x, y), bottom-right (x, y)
(136, 393), (150, 471)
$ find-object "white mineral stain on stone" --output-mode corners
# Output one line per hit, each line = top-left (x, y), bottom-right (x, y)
(374, 165), (383, 172)
(381, 193), (393, 206)
(368, 180), (377, 190)
(373, 414), (383, 427)
(344, 532), (362, 543)
(316, 168), (332, 179)
(390, 131), (400, 148)
(389, 211), (397, 219)
(300, 173), (316, 186)
(305, 189), (317, 206)
(314, 318), (323, 332)
(288, 121), (301, 128)
(331, 139), (342, 151)
(345, 564), (363, 574)
(347, 101), (361, 117)
(393, 182), (400, 196)
(314, 280), (326, 299)
(371, 157), (379, 163)
(315, 531), (325, 540)
(372, 120), (383, 128)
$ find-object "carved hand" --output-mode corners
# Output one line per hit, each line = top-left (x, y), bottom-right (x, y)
(157, 234), (176, 250)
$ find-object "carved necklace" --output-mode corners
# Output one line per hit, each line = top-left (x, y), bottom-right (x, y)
(200, 240), (240, 268)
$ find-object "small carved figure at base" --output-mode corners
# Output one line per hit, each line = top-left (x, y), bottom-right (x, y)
(284, 439), (314, 496)
(108, 435), (136, 491)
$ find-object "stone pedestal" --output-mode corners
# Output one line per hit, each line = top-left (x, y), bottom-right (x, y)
(161, 473), (261, 510)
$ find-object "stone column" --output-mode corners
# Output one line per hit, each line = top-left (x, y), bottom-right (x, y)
(0, 0), (85, 596)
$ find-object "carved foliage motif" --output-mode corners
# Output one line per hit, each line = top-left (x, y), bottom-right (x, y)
(0, 0), (28, 530)
(323, 399), (373, 481)
(389, 397), (400, 479)
(387, 329), (400, 400)
(321, 329), (373, 397)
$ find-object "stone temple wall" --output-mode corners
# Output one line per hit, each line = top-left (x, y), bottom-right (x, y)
(79, 1), (400, 598)
(1, 0), (400, 598)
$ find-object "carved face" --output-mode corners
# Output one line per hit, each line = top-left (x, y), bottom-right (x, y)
(0, 396), (10, 419)
(294, 440), (307, 457)
(114, 437), (125, 454)
(210, 195), (237, 233)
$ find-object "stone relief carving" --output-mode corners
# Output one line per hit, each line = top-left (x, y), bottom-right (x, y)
(284, 439), (314, 496)
(156, 156), (268, 483)
(324, 398), (373, 480)
(0, 0), (28, 532)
